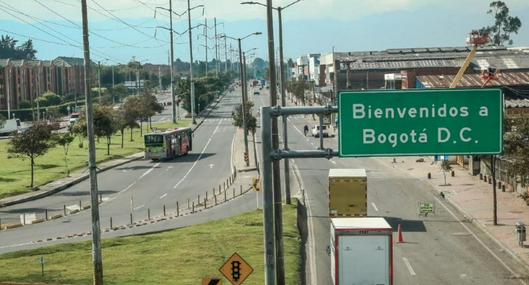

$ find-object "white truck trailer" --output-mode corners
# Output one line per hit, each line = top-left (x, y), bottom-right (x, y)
(330, 217), (393, 285)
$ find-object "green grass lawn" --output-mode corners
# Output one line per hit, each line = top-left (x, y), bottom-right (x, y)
(0, 120), (191, 199)
(0, 205), (301, 285)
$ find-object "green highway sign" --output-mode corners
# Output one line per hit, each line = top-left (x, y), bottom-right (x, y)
(338, 89), (503, 157)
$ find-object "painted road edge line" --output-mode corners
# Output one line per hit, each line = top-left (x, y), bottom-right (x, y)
(434, 197), (528, 285)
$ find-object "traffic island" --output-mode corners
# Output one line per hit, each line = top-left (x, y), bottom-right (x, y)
(0, 205), (301, 285)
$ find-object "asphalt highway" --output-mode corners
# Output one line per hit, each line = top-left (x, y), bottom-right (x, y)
(0, 89), (248, 253)
(250, 88), (529, 285)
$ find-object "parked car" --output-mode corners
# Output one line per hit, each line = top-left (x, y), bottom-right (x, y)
(311, 125), (330, 137)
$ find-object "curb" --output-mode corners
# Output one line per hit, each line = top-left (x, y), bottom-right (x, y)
(0, 154), (143, 208)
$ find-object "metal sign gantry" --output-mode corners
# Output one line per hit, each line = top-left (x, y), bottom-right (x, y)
(260, 105), (338, 285)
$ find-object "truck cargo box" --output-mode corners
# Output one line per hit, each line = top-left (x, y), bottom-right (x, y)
(330, 217), (393, 285)
(329, 169), (367, 217)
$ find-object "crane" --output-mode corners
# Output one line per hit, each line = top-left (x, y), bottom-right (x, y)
(449, 31), (490, 88)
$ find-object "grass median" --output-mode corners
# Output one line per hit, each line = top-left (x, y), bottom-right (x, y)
(0, 204), (301, 285)
(0, 120), (191, 200)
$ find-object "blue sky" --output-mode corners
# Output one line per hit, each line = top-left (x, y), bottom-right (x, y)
(0, 0), (528, 64)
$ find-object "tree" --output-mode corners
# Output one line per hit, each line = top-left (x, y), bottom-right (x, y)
(0, 35), (37, 59)
(123, 96), (142, 141)
(8, 122), (53, 189)
(138, 93), (163, 131)
(480, 1), (522, 46)
(0, 113), (5, 129)
(232, 100), (257, 134)
(113, 108), (137, 148)
(53, 133), (74, 176)
(287, 79), (308, 105)
(93, 106), (116, 155)
(35, 92), (62, 107)
(110, 84), (129, 103)
(504, 118), (529, 186)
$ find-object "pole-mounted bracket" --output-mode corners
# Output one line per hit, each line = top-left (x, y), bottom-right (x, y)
(271, 149), (338, 161)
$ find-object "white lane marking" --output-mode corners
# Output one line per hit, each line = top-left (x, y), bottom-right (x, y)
(174, 119), (223, 189)
(209, 163), (215, 169)
(0, 241), (34, 250)
(160, 193), (167, 199)
(139, 162), (160, 179)
(371, 202), (379, 212)
(330, 160), (337, 165)
(292, 160), (318, 283)
(134, 204), (144, 211)
(402, 257), (416, 276)
(434, 197), (527, 285)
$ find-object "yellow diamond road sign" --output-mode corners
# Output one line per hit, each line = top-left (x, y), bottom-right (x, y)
(219, 252), (254, 285)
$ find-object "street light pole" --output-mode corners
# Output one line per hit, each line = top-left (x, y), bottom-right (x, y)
(224, 36), (228, 73)
(169, 0), (177, 123)
(204, 18), (208, 76)
(214, 17), (219, 77)
(238, 39), (249, 167)
(277, 7), (291, 205)
(187, 0), (196, 124)
(265, 0), (286, 283)
(97, 61), (102, 102)
(81, 1), (103, 283)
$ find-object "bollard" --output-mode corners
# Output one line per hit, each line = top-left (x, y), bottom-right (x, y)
(23, 213), (26, 225)
(198, 194), (200, 204)
(219, 185), (221, 194)
(45, 209), (48, 221)
(240, 185), (243, 195)
(224, 190), (227, 201)
(227, 178), (229, 187)
(63, 205), (66, 216)
(99, 193), (102, 203)
(79, 200), (82, 210)
(130, 213), (133, 225)
(233, 188), (235, 198)
(451, 170), (455, 177)
(502, 184), (506, 192)
(484, 176), (488, 182)
(488, 177), (492, 184)
(214, 194), (217, 205)
(206, 191), (208, 201)
(204, 198), (207, 209)
(224, 181), (226, 190)
(427, 172), (431, 179)
(192, 202), (195, 213)
(213, 188), (216, 195)
(187, 199), (190, 209)
(163, 205), (166, 216)
(148, 208), (151, 220)
(177, 201), (180, 216)
(110, 217), (113, 229)
(480, 173), (483, 180)
(497, 181), (501, 189)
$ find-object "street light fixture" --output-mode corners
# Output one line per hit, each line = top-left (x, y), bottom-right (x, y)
(220, 32), (262, 167)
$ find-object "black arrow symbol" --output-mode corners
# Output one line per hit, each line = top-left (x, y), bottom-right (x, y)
(208, 279), (221, 285)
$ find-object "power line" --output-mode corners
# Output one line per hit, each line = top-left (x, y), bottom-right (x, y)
(90, 0), (168, 43)
(0, 3), (123, 64)
(32, 0), (164, 49)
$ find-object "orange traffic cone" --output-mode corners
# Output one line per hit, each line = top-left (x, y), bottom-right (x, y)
(397, 224), (404, 243)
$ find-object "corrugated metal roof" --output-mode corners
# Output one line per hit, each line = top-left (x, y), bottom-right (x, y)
(505, 99), (529, 108)
(334, 46), (529, 71)
(417, 72), (529, 88)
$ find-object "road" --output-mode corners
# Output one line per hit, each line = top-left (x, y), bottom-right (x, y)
(249, 87), (529, 285)
(0, 88), (253, 253)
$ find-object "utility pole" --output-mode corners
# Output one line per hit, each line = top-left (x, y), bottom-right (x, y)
(204, 18), (208, 77)
(238, 40), (249, 167)
(81, 1), (103, 284)
(214, 17), (219, 77)
(170, 0), (177, 123)
(277, 7), (291, 205)
(98, 61), (102, 102)
(266, 0), (285, 283)
(111, 64), (115, 104)
(224, 36), (228, 73)
(158, 66), (162, 91)
(187, 0), (196, 124)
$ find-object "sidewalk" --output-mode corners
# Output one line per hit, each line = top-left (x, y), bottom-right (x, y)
(378, 156), (529, 269)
